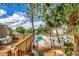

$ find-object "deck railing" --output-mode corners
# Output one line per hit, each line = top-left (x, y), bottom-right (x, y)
(7, 35), (33, 56)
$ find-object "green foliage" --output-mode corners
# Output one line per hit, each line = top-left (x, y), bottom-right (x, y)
(35, 26), (50, 35)
(8, 28), (14, 36)
(64, 41), (73, 56)
(35, 27), (42, 35)
(15, 27), (26, 34)
(25, 28), (32, 33)
(8, 28), (16, 40)
(41, 4), (67, 29)
(76, 24), (79, 33)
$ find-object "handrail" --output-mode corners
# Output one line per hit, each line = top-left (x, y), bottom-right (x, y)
(14, 35), (32, 48)
(7, 35), (33, 56)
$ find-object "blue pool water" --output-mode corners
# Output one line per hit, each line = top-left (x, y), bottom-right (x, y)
(35, 35), (44, 41)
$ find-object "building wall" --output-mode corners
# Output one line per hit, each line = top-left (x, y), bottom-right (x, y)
(0, 24), (8, 38)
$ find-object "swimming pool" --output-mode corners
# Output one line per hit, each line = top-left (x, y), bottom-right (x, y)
(35, 35), (44, 41)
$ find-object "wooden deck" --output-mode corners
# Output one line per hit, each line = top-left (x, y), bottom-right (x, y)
(0, 35), (33, 56)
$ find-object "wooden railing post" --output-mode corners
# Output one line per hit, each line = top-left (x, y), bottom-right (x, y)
(7, 50), (12, 56)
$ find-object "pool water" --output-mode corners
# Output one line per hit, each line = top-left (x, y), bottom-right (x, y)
(35, 35), (44, 41)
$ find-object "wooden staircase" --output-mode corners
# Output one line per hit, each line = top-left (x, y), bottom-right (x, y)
(8, 49), (33, 56)
(7, 35), (33, 56)
(16, 50), (33, 56)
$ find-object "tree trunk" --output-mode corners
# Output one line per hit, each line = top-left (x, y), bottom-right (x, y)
(30, 4), (35, 50)
(49, 29), (52, 48)
(31, 4), (39, 49)
(56, 28), (60, 44)
(67, 25), (72, 35)
(72, 25), (79, 56)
